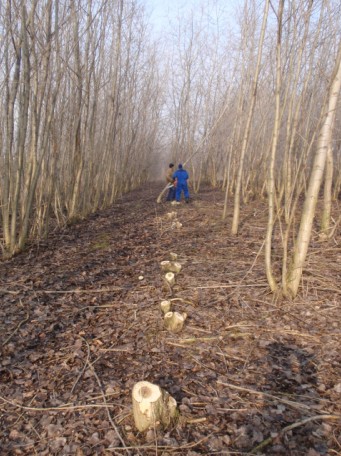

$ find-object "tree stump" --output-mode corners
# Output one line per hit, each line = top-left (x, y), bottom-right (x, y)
(160, 300), (171, 314)
(164, 272), (175, 286)
(164, 311), (187, 333)
(160, 261), (182, 274)
(132, 381), (177, 432)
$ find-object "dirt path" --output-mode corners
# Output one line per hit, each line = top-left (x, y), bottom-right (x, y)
(0, 183), (340, 455)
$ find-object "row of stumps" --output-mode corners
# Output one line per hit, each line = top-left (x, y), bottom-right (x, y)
(132, 211), (185, 433)
(161, 256), (187, 333)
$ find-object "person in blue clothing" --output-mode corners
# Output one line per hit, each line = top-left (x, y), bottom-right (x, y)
(172, 163), (190, 203)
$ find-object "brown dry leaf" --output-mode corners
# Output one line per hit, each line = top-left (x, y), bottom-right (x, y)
(307, 449), (322, 456)
(104, 430), (121, 446)
(47, 424), (63, 438)
(49, 437), (66, 451)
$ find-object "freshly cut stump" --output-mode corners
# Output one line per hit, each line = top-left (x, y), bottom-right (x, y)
(164, 272), (175, 286)
(160, 300), (171, 314)
(160, 260), (182, 274)
(132, 381), (177, 432)
(164, 311), (186, 333)
(171, 221), (182, 229)
(166, 211), (177, 219)
(160, 261), (172, 272)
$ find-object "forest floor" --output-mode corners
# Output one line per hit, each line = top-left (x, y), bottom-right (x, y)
(0, 182), (340, 456)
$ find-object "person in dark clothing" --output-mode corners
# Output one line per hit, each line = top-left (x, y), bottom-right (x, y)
(165, 163), (176, 201)
(172, 164), (190, 203)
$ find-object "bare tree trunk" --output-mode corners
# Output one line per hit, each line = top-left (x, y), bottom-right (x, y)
(10, 3), (31, 254)
(231, 0), (269, 235)
(68, 1), (83, 219)
(18, 0), (55, 250)
(320, 145), (333, 236)
(222, 80), (244, 220)
(287, 42), (341, 297)
(2, 1), (22, 248)
(264, 0), (284, 293)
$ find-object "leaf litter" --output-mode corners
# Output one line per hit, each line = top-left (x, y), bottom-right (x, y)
(0, 183), (340, 455)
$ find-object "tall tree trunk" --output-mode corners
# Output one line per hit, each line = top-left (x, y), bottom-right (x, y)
(2, 9), (22, 248)
(286, 41), (341, 297)
(69, 1), (84, 219)
(320, 145), (333, 236)
(10, 3), (30, 253)
(264, 0), (284, 292)
(231, 0), (269, 235)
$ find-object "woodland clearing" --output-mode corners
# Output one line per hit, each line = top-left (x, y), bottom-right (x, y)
(0, 183), (340, 455)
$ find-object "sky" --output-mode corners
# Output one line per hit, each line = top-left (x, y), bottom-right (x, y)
(144, 0), (239, 35)
(145, 0), (194, 33)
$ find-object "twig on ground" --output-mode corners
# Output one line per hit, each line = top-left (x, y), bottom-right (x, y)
(165, 336), (222, 345)
(0, 395), (116, 411)
(251, 414), (341, 454)
(106, 434), (212, 452)
(70, 337), (91, 394)
(186, 417), (207, 424)
(170, 297), (196, 306)
(238, 238), (266, 285)
(217, 381), (331, 412)
(186, 325), (212, 333)
(41, 287), (124, 294)
(0, 289), (20, 295)
(260, 328), (320, 340)
(84, 337), (130, 455)
(193, 283), (268, 289)
(2, 300), (29, 346)
(0, 287), (125, 295)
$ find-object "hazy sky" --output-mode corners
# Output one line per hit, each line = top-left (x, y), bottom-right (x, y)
(145, 0), (195, 32)
(144, 0), (239, 35)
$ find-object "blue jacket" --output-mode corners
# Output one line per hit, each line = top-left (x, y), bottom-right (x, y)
(172, 168), (189, 185)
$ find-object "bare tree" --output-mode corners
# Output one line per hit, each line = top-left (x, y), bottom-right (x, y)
(231, 0), (270, 235)
(0, 0), (162, 257)
(264, 0), (284, 292)
(286, 41), (341, 297)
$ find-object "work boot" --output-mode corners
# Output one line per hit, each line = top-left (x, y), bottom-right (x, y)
(185, 198), (189, 203)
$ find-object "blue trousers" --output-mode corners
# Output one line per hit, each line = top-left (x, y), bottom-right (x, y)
(166, 186), (176, 201)
(175, 183), (189, 201)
